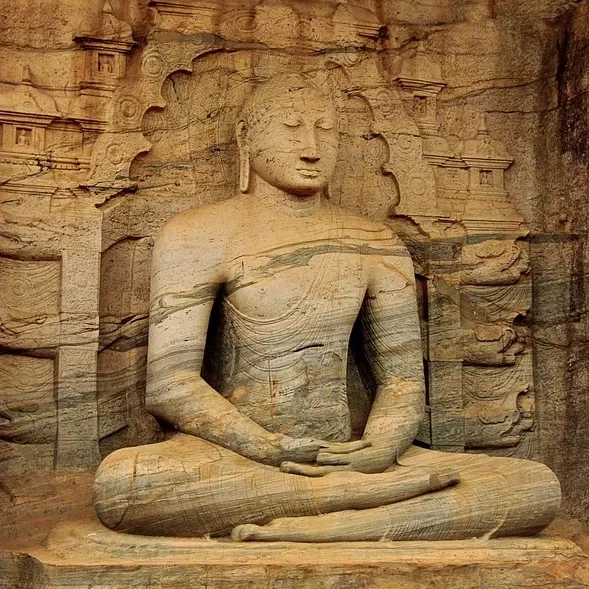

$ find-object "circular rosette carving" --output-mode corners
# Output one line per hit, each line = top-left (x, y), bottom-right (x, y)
(142, 49), (167, 80)
(106, 143), (125, 166)
(409, 174), (428, 197)
(218, 8), (257, 42)
(363, 135), (388, 166)
(8, 276), (28, 302)
(372, 88), (398, 118)
(115, 95), (143, 129)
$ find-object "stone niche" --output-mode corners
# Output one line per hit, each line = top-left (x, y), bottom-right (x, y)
(0, 0), (588, 588)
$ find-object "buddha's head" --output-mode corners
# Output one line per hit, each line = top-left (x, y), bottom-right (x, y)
(237, 73), (339, 197)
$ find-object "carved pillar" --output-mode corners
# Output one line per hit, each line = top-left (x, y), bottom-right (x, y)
(0, 66), (102, 469)
(388, 44), (535, 458)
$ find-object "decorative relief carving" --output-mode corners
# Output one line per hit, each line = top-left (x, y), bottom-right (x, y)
(394, 41), (446, 139)
(84, 37), (220, 190)
(385, 43), (535, 458)
(459, 239), (530, 285)
(355, 86), (440, 221)
(0, 15), (566, 575)
(85, 36), (537, 463)
(463, 362), (535, 450)
(0, 65), (61, 167)
(150, 0), (382, 47)
(89, 72), (559, 544)
(462, 324), (526, 366)
(0, 257), (61, 350)
(0, 354), (56, 445)
(0, 9), (539, 475)
(16, 127), (32, 147)
(0, 83), (102, 469)
(74, 0), (136, 95)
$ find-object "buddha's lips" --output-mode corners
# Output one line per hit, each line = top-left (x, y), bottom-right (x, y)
(297, 168), (320, 178)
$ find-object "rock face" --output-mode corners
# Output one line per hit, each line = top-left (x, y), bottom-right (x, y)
(0, 0), (588, 585)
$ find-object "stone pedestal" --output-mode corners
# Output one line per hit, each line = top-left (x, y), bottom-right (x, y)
(1, 517), (588, 589)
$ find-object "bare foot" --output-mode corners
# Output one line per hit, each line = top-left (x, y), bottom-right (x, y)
(231, 524), (262, 542)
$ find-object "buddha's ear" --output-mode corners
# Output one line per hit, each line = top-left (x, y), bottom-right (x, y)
(236, 120), (250, 194)
(324, 180), (332, 200)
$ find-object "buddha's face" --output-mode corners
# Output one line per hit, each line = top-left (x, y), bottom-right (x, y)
(245, 86), (339, 197)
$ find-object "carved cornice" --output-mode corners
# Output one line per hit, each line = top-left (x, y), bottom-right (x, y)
(149, 0), (383, 45)
(0, 153), (89, 170)
(74, 36), (137, 54)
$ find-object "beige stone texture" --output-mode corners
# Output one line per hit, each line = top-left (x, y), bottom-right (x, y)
(2, 518), (589, 589)
(0, 0), (588, 587)
(87, 72), (560, 544)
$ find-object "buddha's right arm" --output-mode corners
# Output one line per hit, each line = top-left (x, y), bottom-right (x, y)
(145, 209), (320, 467)
(146, 360), (285, 465)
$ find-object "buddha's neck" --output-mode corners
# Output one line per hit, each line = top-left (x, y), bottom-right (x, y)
(249, 175), (322, 217)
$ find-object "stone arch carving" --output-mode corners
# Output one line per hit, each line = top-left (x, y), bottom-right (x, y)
(85, 37), (437, 212)
(351, 86), (439, 221)
(85, 36), (224, 192)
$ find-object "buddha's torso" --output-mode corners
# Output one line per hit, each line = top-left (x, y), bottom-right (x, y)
(210, 202), (369, 441)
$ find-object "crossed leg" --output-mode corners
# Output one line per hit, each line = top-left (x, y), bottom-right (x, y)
(93, 434), (456, 537)
(233, 446), (561, 542)
(94, 435), (560, 540)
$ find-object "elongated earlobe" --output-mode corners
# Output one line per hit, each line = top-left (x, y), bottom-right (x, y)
(239, 153), (250, 194)
(236, 120), (250, 194)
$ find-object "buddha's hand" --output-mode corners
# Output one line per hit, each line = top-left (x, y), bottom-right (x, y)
(280, 441), (394, 477)
(272, 437), (371, 467)
(272, 436), (326, 464)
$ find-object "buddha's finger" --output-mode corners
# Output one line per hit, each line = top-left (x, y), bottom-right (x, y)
(316, 452), (351, 466)
(321, 440), (371, 454)
(280, 461), (350, 477)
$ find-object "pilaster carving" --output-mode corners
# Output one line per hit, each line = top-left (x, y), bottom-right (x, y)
(388, 43), (535, 458)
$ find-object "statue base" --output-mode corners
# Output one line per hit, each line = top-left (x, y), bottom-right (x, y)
(1, 516), (589, 589)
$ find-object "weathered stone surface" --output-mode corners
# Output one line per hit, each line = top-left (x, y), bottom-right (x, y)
(0, 0), (588, 586)
(1, 517), (589, 589)
(86, 71), (559, 544)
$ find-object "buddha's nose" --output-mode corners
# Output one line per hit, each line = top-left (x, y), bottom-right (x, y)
(300, 128), (320, 162)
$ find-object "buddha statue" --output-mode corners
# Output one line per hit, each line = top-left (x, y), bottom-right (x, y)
(93, 73), (561, 542)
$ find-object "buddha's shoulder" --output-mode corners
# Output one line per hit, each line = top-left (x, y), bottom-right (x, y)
(157, 197), (243, 243)
(330, 205), (403, 245)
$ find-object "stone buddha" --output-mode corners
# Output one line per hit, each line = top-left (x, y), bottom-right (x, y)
(93, 73), (561, 542)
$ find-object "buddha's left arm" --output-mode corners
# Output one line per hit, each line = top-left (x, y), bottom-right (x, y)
(283, 230), (426, 478)
(355, 233), (425, 472)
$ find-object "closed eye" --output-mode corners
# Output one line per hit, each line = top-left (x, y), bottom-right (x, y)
(282, 118), (302, 128)
(316, 119), (334, 130)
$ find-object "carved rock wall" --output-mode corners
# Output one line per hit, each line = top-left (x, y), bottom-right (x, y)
(0, 0), (587, 527)
(535, 4), (589, 527)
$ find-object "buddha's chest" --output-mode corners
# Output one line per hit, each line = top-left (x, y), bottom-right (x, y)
(225, 244), (367, 326)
